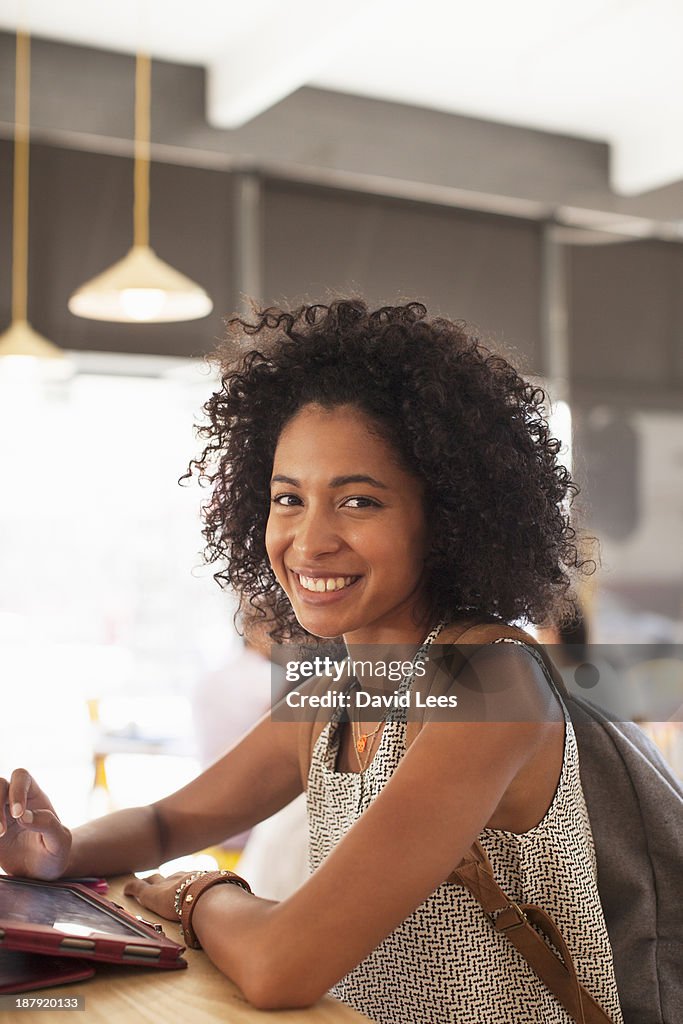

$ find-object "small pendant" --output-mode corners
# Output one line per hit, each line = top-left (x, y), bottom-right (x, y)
(356, 734), (367, 753)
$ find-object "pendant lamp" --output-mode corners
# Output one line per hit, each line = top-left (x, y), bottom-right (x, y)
(68, 53), (213, 323)
(0, 31), (63, 359)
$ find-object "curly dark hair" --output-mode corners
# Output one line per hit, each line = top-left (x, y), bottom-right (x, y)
(185, 299), (594, 641)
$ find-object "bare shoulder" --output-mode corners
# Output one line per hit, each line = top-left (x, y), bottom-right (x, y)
(433, 616), (488, 645)
(425, 621), (562, 725)
(434, 616), (529, 646)
(415, 628), (565, 831)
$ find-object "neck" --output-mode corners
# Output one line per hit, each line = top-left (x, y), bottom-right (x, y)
(342, 607), (434, 649)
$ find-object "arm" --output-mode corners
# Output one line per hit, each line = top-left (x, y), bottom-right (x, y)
(145, 713), (302, 865)
(67, 638), (554, 878)
(0, 712), (302, 880)
(64, 804), (164, 877)
(189, 713), (551, 1010)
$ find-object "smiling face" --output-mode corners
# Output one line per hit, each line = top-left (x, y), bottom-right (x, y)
(265, 403), (430, 644)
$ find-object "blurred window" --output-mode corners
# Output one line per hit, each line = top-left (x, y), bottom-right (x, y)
(0, 359), (237, 824)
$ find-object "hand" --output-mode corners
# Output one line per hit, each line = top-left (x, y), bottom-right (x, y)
(0, 769), (72, 880)
(123, 871), (189, 922)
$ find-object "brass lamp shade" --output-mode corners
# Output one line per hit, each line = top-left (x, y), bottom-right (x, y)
(67, 244), (213, 323)
(1, 31), (64, 360)
(0, 319), (64, 359)
(68, 54), (213, 326)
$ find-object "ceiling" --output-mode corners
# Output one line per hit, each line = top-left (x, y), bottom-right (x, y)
(0, 0), (681, 196)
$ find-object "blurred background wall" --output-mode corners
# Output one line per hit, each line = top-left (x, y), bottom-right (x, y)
(0, 6), (681, 831)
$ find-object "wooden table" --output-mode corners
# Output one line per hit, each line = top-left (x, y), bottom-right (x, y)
(3, 877), (373, 1024)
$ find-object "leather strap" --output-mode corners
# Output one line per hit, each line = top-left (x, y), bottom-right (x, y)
(404, 619), (569, 750)
(450, 840), (613, 1024)
(179, 869), (251, 949)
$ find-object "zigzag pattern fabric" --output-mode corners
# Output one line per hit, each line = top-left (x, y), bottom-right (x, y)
(306, 640), (623, 1024)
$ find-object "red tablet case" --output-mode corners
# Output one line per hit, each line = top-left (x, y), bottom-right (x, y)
(0, 949), (95, 994)
(0, 877), (187, 970)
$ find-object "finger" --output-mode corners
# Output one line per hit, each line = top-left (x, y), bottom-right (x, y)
(123, 872), (164, 895)
(14, 808), (67, 854)
(8, 768), (33, 819)
(123, 878), (141, 899)
(166, 873), (190, 889)
(123, 874), (175, 919)
(123, 876), (153, 899)
(123, 882), (161, 917)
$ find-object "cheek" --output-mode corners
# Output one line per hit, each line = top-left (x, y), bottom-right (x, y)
(397, 516), (429, 580)
(365, 523), (424, 581)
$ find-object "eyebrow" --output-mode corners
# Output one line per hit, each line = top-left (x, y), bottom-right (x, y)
(271, 474), (389, 490)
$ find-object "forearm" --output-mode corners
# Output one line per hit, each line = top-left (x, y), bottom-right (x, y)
(63, 725), (304, 880)
(191, 885), (319, 1010)
(63, 805), (164, 878)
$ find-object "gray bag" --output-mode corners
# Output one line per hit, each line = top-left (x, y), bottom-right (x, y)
(563, 694), (683, 1024)
(453, 622), (683, 1024)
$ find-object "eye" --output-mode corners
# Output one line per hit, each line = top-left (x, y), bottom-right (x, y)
(341, 495), (382, 509)
(271, 493), (302, 507)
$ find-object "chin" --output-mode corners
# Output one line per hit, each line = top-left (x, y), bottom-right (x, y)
(296, 618), (346, 640)
(293, 609), (355, 640)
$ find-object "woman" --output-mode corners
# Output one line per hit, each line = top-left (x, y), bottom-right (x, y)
(0, 300), (622, 1023)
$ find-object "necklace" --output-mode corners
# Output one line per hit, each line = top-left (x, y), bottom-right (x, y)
(352, 717), (384, 771)
(347, 620), (444, 780)
(354, 718), (383, 755)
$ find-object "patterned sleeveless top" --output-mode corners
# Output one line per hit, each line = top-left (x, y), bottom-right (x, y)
(306, 640), (624, 1024)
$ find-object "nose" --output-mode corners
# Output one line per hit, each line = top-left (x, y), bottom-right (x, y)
(291, 504), (342, 560)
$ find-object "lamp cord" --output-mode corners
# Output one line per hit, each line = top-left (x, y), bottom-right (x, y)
(12, 31), (30, 325)
(133, 52), (151, 249)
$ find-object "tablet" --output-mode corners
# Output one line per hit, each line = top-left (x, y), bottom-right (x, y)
(0, 877), (186, 969)
(0, 948), (95, 994)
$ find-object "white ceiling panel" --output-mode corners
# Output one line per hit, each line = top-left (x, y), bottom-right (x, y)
(0, 0), (681, 194)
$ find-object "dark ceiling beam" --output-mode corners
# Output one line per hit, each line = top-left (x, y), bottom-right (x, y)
(2, 32), (683, 238)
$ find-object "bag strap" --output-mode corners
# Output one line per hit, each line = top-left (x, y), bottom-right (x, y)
(405, 619), (569, 749)
(450, 841), (613, 1024)
(404, 620), (614, 1024)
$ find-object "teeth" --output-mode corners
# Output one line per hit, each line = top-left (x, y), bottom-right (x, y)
(298, 574), (356, 593)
